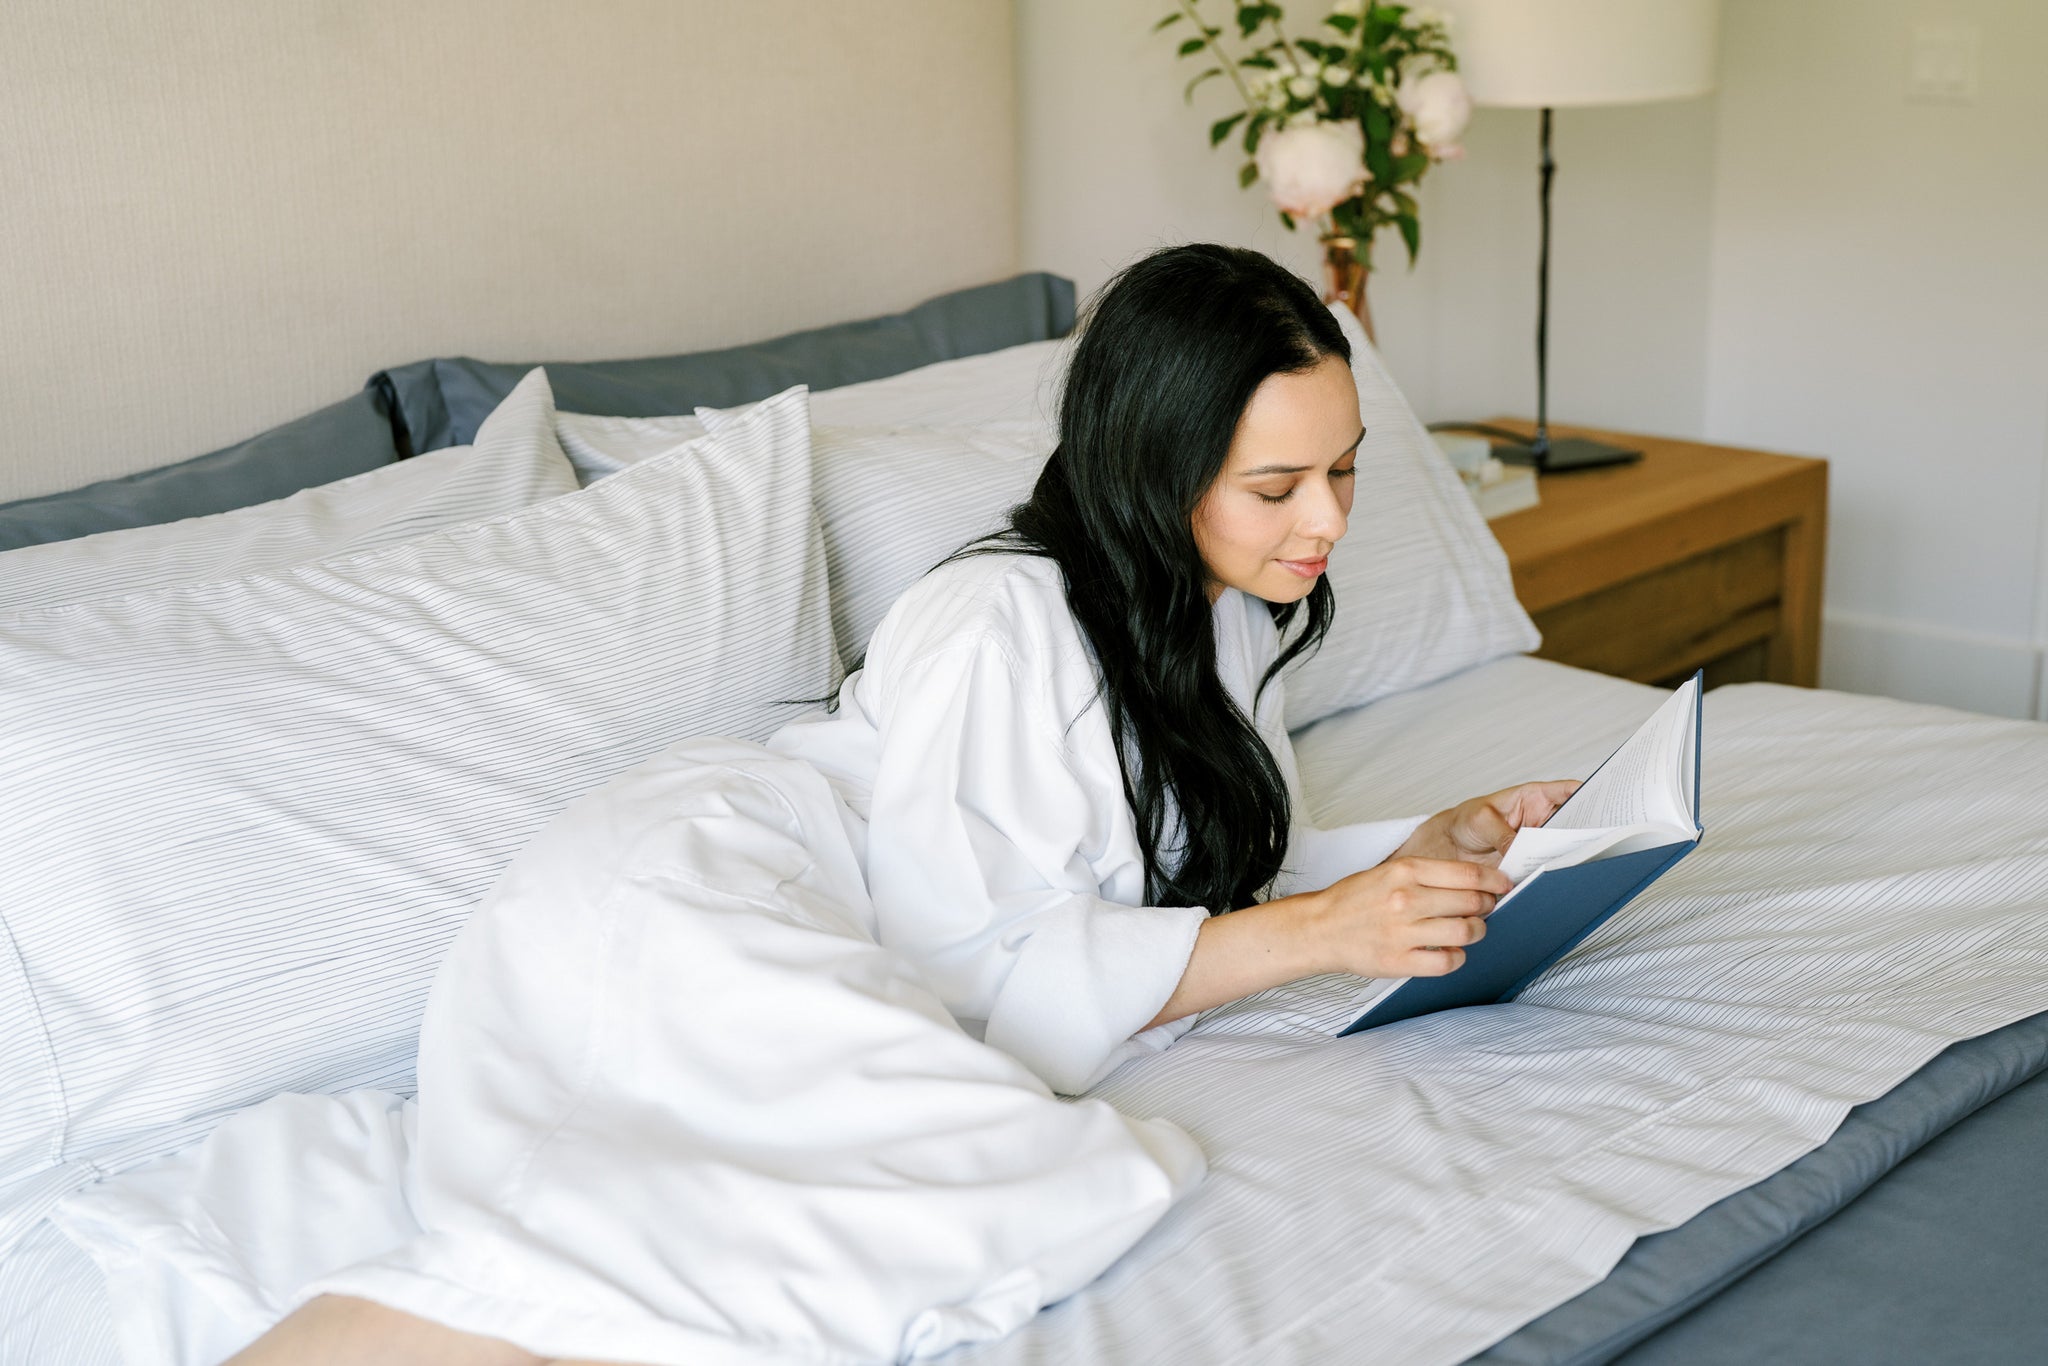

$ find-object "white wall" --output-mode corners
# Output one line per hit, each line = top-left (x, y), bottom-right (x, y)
(1700, 0), (2048, 720)
(1018, 0), (2048, 720)
(1, 0), (1018, 502)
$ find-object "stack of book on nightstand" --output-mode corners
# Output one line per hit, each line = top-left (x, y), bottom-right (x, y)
(1431, 431), (1538, 520)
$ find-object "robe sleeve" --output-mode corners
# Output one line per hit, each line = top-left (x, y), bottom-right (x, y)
(861, 635), (1207, 1097)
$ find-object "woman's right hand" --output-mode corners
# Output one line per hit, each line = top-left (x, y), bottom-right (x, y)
(1303, 857), (1512, 979)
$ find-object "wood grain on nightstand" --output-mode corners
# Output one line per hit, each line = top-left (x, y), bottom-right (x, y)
(1478, 419), (1829, 690)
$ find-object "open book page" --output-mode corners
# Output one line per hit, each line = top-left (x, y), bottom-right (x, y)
(1497, 676), (1700, 887)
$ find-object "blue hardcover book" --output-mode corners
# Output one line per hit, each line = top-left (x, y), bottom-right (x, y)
(1339, 669), (1704, 1036)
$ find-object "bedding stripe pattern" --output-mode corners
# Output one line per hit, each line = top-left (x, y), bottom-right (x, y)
(806, 426), (1048, 666)
(1478, 1003), (2048, 1363)
(0, 378), (836, 1257)
(0, 1219), (120, 1366)
(955, 659), (2048, 1365)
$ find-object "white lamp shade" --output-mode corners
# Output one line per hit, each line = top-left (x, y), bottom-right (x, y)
(1435, 0), (1720, 108)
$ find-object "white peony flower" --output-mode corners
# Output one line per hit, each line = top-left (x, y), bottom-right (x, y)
(1288, 74), (1319, 99)
(1254, 119), (1369, 216)
(1323, 66), (1354, 86)
(1397, 69), (1472, 149)
(1286, 108), (1320, 129)
(1300, 60), (1323, 82)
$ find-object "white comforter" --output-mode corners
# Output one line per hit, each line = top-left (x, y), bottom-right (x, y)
(53, 737), (1207, 1365)
(27, 658), (2048, 1366)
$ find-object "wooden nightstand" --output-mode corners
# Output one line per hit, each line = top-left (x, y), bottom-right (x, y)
(1479, 419), (1828, 690)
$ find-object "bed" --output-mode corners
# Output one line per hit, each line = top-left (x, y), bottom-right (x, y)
(1, 276), (2044, 1365)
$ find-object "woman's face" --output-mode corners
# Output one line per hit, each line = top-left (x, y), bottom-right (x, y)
(1192, 354), (1362, 604)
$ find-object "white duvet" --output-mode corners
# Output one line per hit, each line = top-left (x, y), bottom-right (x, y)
(55, 735), (1207, 1365)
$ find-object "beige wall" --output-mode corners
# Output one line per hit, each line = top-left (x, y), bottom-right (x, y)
(1018, 0), (2048, 721)
(1, 0), (1018, 502)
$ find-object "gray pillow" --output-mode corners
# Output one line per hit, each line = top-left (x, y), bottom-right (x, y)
(0, 389), (399, 553)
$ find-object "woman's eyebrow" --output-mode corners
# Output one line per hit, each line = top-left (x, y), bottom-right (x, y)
(1237, 428), (1367, 477)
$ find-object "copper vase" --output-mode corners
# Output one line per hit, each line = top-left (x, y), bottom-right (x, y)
(1320, 234), (1376, 345)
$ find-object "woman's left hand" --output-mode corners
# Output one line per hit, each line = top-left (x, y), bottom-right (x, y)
(1394, 780), (1583, 868)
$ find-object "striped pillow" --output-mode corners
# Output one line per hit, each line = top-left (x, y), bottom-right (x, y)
(562, 307), (1537, 721)
(1277, 310), (1540, 728)
(804, 425), (1046, 666)
(555, 409), (706, 486)
(0, 379), (577, 614)
(0, 374), (834, 1233)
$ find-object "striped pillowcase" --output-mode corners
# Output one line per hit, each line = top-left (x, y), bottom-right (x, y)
(0, 374), (835, 1229)
(573, 406), (1050, 670)
(561, 307), (1536, 722)
(1280, 308), (1541, 728)
(805, 425), (1046, 667)
(0, 377), (578, 614)
(555, 409), (706, 486)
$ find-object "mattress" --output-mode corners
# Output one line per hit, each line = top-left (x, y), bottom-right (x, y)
(7, 654), (2045, 1365)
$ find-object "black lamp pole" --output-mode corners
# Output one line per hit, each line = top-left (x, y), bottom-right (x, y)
(1430, 107), (1642, 473)
(1533, 105), (1555, 460)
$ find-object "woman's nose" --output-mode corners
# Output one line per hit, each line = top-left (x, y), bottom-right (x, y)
(1297, 481), (1348, 545)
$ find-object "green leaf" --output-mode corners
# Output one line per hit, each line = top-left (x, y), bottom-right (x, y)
(1153, 12), (1183, 31)
(1178, 36), (1208, 56)
(1237, 4), (1263, 37)
(1366, 144), (1394, 185)
(1398, 213), (1421, 265)
(1210, 110), (1248, 144)
(1185, 67), (1224, 101)
(1279, 209), (1297, 230)
(1364, 105), (1392, 143)
(1394, 151), (1429, 181)
(1243, 115), (1266, 154)
(1239, 160), (1260, 188)
(1325, 13), (1358, 33)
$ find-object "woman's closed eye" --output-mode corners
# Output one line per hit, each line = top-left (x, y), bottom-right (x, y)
(1253, 463), (1356, 505)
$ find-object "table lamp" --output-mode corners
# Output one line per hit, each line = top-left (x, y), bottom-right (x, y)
(1433, 0), (1719, 471)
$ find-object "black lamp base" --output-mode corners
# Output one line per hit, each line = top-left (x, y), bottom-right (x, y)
(1495, 435), (1643, 472)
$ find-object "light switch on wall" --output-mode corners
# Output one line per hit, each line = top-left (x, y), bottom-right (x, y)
(1907, 23), (1981, 103)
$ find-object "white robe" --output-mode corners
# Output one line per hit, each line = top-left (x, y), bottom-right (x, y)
(52, 552), (1429, 1366)
(772, 551), (1428, 1093)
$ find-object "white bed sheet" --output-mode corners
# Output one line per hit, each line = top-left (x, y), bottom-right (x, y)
(9, 656), (2047, 1365)
(953, 654), (2048, 1364)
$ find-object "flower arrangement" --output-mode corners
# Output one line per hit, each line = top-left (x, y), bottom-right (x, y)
(1159, 1), (1471, 337)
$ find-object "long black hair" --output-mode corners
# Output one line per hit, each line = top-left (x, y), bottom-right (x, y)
(968, 243), (1351, 914)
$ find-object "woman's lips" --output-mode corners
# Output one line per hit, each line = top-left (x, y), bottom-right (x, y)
(1277, 556), (1328, 579)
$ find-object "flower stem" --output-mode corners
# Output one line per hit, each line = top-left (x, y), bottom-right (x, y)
(1176, 0), (1256, 110)
(1266, 13), (1303, 72)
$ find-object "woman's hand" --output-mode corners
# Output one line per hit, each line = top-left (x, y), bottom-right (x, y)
(1304, 856), (1512, 980)
(1395, 780), (1582, 868)
(1143, 856), (1513, 1029)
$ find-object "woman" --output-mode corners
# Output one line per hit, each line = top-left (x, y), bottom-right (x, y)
(222, 244), (1575, 1364)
